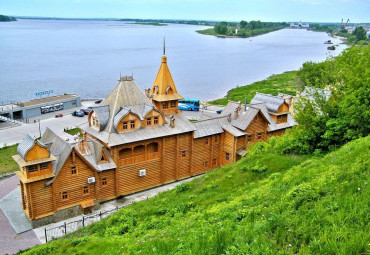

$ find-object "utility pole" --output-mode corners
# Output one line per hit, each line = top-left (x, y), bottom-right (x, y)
(38, 119), (41, 138)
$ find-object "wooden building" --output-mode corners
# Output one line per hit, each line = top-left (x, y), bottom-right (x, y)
(13, 53), (296, 227)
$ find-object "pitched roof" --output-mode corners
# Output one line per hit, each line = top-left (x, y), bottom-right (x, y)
(40, 128), (73, 184)
(193, 116), (246, 139)
(250, 93), (286, 113)
(151, 56), (183, 102)
(17, 133), (48, 161)
(81, 114), (196, 147)
(93, 105), (110, 132)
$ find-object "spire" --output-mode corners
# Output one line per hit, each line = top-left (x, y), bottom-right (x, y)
(163, 37), (166, 56)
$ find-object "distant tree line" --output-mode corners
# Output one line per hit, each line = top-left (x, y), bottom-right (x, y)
(0, 15), (17, 22)
(212, 20), (288, 37)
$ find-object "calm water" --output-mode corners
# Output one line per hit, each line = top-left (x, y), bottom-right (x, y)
(0, 19), (346, 102)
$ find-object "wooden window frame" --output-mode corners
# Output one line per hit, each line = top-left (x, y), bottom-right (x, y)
(101, 177), (108, 187)
(130, 121), (135, 129)
(162, 102), (168, 109)
(61, 191), (69, 201)
(40, 163), (48, 171)
(181, 150), (186, 158)
(83, 186), (90, 195)
(28, 165), (38, 173)
(214, 136), (218, 144)
(71, 166), (77, 175)
(204, 160), (208, 168)
(205, 137), (209, 145)
(147, 118), (152, 126)
(257, 132), (262, 140)
(154, 116), (158, 125)
(122, 121), (128, 130)
(247, 134), (253, 142)
(225, 152), (230, 161)
(171, 101), (176, 108)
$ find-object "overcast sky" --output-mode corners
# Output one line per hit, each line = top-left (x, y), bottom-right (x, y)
(1, 0), (369, 23)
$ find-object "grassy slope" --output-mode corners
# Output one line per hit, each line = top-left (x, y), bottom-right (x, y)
(0, 144), (18, 174)
(23, 136), (369, 255)
(210, 71), (299, 105)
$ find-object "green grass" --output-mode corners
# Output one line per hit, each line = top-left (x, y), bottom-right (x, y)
(196, 26), (285, 38)
(210, 71), (299, 105)
(0, 144), (18, 174)
(64, 127), (82, 136)
(21, 136), (369, 254)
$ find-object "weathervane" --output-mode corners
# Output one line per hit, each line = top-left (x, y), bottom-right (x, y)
(163, 37), (166, 56)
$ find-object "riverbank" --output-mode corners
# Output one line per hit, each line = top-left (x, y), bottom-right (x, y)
(209, 70), (299, 105)
(0, 15), (17, 22)
(197, 25), (286, 38)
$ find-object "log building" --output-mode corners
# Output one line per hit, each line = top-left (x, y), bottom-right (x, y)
(13, 53), (296, 227)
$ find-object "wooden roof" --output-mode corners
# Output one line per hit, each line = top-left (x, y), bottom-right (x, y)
(151, 56), (183, 102)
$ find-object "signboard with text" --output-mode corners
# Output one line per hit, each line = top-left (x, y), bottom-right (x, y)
(36, 90), (53, 97)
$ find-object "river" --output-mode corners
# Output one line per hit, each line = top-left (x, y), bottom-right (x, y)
(0, 19), (346, 102)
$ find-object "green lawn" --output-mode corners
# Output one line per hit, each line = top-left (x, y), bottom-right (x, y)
(0, 144), (18, 174)
(209, 70), (299, 105)
(64, 127), (82, 136)
(21, 136), (369, 254)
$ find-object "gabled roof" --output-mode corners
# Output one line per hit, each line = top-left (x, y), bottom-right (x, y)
(250, 93), (286, 113)
(17, 133), (48, 161)
(193, 116), (246, 139)
(93, 105), (110, 132)
(231, 107), (262, 131)
(40, 128), (73, 184)
(151, 56), (183, 102)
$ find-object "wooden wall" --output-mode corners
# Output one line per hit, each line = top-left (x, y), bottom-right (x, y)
(25, 143), (49, 161)
(30, 180), (53, 218)
(97, 169), (116, 201)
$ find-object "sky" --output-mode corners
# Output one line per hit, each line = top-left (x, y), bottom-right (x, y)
(1, 0), (369, 23)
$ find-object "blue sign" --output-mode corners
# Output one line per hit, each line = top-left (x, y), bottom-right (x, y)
(36, 90), (53, 96)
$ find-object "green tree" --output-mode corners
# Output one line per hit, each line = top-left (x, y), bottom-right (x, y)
(214, 22), (228, 35)
(240, 20), (248, 29)
(352, 26), (367, 41)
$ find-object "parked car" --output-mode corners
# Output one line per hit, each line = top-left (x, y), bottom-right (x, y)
(55, 113), (63, 118)
(95, 99), (103, 104)
(216, 110), (223, 114)
(72, 110), (85, 117)
(80, 108), (92, 115)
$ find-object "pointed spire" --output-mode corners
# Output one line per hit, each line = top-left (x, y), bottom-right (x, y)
(163, 37), (166, 56)
(119, 72), (122, 81)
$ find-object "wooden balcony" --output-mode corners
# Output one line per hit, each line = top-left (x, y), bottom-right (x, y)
(119, 152), (160, 166)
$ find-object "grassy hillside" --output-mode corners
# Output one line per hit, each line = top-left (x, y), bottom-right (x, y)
(210, 71), (299, 105)
(22, 136), (369, 254)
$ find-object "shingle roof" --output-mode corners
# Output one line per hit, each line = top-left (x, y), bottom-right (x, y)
(193, 118), (225, 139)
(250, 93), (286, 113)
(231, 107), (260, 131)
(40, 128), (73, 185)
(93, 105), (110, 131)
(17, 133), (48, 161)
(81, 114), (196, 147)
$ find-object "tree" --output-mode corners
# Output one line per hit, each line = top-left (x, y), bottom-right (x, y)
(214, 22), (228, 35)
(352, 26), (367, 41)
(240, 20), (248, 29)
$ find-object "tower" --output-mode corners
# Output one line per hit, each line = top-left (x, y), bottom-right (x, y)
(150, 40), (183, 114)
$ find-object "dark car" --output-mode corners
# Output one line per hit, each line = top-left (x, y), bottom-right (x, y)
(216, 110), (223, 114)
(72, 110), (85, 117)
(95, 99), (103, 104)
(80, 108), (92, 115)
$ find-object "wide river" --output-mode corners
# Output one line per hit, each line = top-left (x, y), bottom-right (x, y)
(0, 19), (346, 102)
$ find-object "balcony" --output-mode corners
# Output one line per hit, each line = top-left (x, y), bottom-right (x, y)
(119, 143), (160, 167)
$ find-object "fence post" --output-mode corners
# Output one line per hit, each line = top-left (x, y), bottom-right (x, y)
(64, 222), (67, 235)
(44, 228), (48, 243)
(82, 215), (85, 227)
(116, 206), (118, 211)
(99, 211), (102, 220)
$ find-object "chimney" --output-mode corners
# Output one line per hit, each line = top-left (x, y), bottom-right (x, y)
(244, 97), (248, 112)
(145, 88), (150, 98)
(227, 113), (232, 122)
(238, 101), (242, 110)
(170, 116), (175, 128)
(234, 108), (239, 120)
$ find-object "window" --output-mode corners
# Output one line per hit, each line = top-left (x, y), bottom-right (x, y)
(28, 165), (38, 173)
(213, 158), (217, 166)
(96, 118), (99, 126)
(225, 152), (230, 161)
(61, 191), (69, 200)
(130, 121), (135, 129)
(205, 138), (209, 145)
(71, 166), (77, 175)
(102, 177), (107, 186)
(154, 116), (158, 125)
(214, 136), (218, 144)
(83, 186), (90, 195)
(123, 121), (128, 130)
(204, 161), (208, 168)
(247, 135), (253, 142)
(162, 102), (168, 109)
(257, 132), (262, 140)
(40, 163), (48, 171)
(147, 118), (152, 126)
(171, 101), (176, 108)
(181, 150), (186, 157)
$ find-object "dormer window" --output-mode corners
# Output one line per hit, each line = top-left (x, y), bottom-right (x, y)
(123, 122), (128, 130)
(154, 117), (158, 125)
(147, 118), (152, 126)
(130, 121), (135, 129)
(162, 102), (168, 109)
(171, 101), (176, 108)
